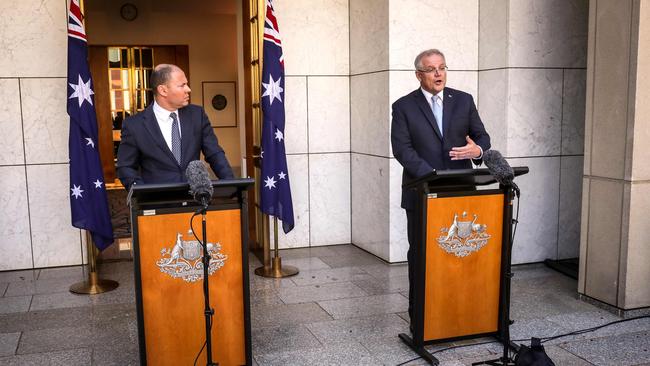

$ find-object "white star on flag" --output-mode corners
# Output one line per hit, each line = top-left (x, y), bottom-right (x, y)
(85, 138), (95, 148)
(278, 171), (286, 180)
(71, 184), (84, 199)
(264, 176), (277, 189)
(274, 128), (284, 141)
(261, 150), (264, 159)
(262, 74), (283, 105)
(68, 74), (95, 107)
(93, 179), (103, 188)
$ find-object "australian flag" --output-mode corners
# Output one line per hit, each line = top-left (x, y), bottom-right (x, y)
(260, 0), (294, 234)
(67, 0), (113, 250)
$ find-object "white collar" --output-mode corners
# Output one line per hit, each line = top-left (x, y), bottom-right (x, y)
(420, 87), (444, 102)
(153, 100), (178, 118)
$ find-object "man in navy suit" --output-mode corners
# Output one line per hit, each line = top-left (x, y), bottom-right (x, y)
(117, 64), (234, 189)
(391, 49), (491, 323)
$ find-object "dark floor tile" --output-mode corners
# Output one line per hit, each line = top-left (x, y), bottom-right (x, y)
(281, 257), (331, 271)
(254, 340), (380, 366)
(0, 348), (92, 366)
(510, 317), (572, 341)
(0, 333), (19, 357)
(357, 263), (408, 279)
(277, 281), (367, 304)
(92, 343), (138, 366)
(306, 313), (409, 343)
(92, 344), (139, 366)
(250, 288), (284, 306)
(0, 270), (38, 284)
(0, 297), (31, 315)
(559, 330), (650, 366)
(327, 245), (371, 257)
(358, 334), (421, 365)
(511, 264), (557, 281)
(251, 324), (321, 355)
(17, 326), (93, 355)
(351, 274), (409, 295)
(543, 345), (594, 365)
(88, 281), (135, 306)
(251, 302), (332, 328)
(0, 307), (92, 333)
(249, 275), (297, 292)
(37, 266), (85, 281)
(319, 252), (385, 268)
(290, 267), (372, 286)
(277, 246), (339, 259)
(5, 277), (85, 297)
(29, 292), (91, 311)
(317, 293), (408, 319)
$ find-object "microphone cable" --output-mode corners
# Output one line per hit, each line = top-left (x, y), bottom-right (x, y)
(190, 211), (215, 366)
(395, 312), (650, 365)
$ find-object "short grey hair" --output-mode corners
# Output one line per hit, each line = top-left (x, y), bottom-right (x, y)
(414, 49), (446, 70)
(150, 64), (179, 95)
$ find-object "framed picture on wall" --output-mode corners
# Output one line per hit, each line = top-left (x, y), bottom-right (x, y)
(201, 81), (237, 128)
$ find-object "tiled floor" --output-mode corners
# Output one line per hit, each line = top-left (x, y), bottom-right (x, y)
(1, 244), (649, 365)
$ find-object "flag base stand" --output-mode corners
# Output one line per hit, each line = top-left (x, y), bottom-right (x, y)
(254, 216), (299, 278)
(70, 272), (119, 294)
(255, 257), (298, 278)
(70, 232), (119, 295)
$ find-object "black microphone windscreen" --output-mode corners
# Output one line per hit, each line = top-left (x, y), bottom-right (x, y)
(185, 160), (213, 204)
(483, 150), (514, 186)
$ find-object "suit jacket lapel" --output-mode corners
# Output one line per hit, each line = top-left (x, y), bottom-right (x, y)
(413, 90), (443, 141)
(442, 88), (454, 138)
(178, 106), (193, 167)
(142, 105), (179, 166)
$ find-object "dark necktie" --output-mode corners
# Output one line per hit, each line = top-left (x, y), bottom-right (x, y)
(170, 112), (181, 164)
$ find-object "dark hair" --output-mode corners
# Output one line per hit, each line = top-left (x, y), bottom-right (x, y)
(414, 49), (446, 70)
(150, 64), (176, 95)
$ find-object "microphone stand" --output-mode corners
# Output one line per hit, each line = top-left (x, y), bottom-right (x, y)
(198, 198), (218, 366)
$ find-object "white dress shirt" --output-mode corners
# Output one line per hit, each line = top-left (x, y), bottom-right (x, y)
(152, 100), (182, 152)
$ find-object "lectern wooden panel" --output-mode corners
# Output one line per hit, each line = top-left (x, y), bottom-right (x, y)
(424, 193), (503, 341)
(129, 179), (253, 366)
(137, 209), (245, 365)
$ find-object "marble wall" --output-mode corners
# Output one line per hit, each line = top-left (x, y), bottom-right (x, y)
(479, 0), (589, 263)
(0, 0), (85, 271)
(272, 0), (351, 249)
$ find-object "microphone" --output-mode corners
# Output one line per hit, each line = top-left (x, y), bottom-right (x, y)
(483, 150), (519, 197)
(185, 160), (214, 207)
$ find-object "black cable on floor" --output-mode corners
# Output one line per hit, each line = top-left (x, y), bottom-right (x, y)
(394, 315), (650, 366)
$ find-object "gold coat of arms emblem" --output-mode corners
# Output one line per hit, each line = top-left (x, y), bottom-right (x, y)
(436, 212), (491, 258)
(156, 231), (228, 282)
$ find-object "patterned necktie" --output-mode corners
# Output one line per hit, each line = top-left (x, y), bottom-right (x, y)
(170, 112), (181, 164)
(432, 95), (443, 137)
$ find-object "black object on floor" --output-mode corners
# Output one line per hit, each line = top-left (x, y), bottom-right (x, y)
(543, 258), (579, 280)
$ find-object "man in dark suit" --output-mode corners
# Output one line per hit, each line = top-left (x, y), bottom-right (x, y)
(117, 64), (234, 189)
(391, 49), (491, 323)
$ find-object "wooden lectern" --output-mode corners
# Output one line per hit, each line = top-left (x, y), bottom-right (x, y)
(128, 179), (254, 366)
(399, 168), (528, 365)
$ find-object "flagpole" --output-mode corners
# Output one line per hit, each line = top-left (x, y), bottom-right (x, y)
(255, 216), (298, 278)
(70, 231), (119, 294)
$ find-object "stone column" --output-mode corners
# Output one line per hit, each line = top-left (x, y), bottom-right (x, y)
(579, 0), (650, 312)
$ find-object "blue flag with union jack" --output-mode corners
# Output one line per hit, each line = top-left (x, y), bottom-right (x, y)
(260, 0), (294, 234)
(67, 0), (114, 250)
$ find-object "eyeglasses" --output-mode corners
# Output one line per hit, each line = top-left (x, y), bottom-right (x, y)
(417, 66), (448, 74)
